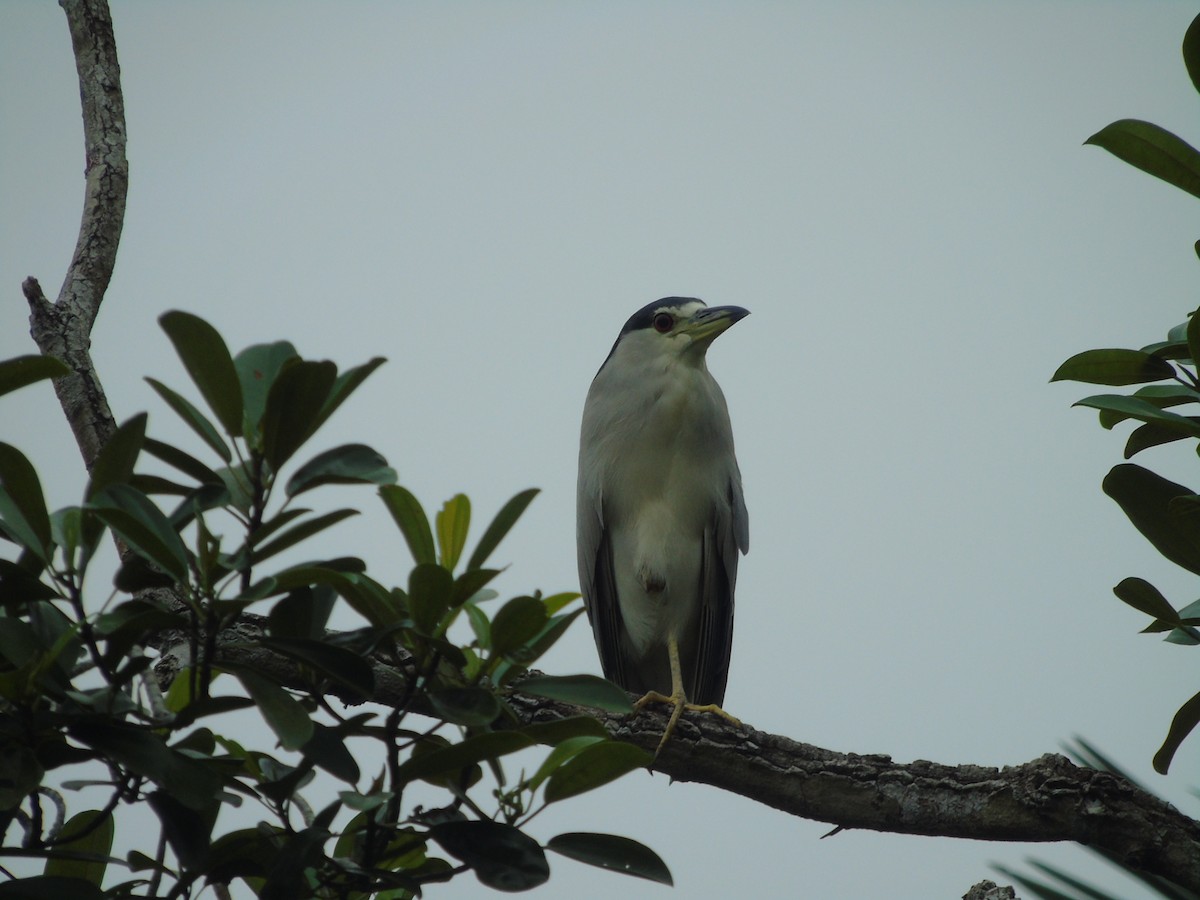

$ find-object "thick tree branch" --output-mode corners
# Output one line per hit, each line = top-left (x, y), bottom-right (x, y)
(24, 0), (126, 471)
(152, 622), (1200, 893)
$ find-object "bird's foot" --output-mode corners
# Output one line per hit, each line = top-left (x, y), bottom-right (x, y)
(632, 692), (741, 756)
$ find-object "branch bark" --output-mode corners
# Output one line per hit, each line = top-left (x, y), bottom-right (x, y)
(150, 622), (1200, 893)
(24, 0), (127, 472)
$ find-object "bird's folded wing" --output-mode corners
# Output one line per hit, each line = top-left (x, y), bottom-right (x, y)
(690, 474), (747, 706)
(578, 501), (629, 689)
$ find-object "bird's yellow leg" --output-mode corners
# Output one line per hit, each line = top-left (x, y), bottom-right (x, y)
(632, 636), (742, 756)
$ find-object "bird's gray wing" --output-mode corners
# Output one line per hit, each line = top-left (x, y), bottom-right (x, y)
(690, 472), (748, 707)
(578, 498), (630, 689)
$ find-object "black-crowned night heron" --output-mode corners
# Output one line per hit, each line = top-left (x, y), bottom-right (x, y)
(577, 297), (749, 753)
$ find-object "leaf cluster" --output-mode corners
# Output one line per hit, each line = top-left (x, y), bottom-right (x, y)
(1055, 12), (1200, 777)
(0, 313), (669, 897)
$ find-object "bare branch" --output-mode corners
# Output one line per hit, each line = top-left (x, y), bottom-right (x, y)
(964, 882), (1016, 900)
(25, 0), (127, 470)
(533, 699), (1200, 893)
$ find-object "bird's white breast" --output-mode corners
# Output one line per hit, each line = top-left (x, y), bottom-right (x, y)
(580, 349), (736, 655)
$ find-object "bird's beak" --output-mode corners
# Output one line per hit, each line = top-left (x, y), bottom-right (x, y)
(681, 305), (750, 345)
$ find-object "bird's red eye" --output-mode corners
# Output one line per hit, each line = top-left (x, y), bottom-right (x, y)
(653, 313), (674, 333)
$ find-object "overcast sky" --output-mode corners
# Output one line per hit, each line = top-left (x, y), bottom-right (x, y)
(6, 2), (1200, 897)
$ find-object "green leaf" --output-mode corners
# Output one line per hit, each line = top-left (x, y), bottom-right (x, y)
(215, 462), (255, 515)
(406, 733), (482, 790)
(544, 741), (651, 803)
(517, 715), (609, 746)
(542, 592), (582, 615)
(436, 494), (471, 571)
(450, 567), (502, 608)
(1112, 577), (1179, 624)
(0, 354), (68, 397)
(0, 741), (43, 808)
(518, 673), (634, 713)
(308, 356), (386, 438)
(408, 563), (453, 634)
(68, 721), (221, 810)
(1154, 688), (1200, 773)
(1165, 626), (1200, 645)
(159, 311), (244, 436)
(1139, 338), (1192, 361)
(493, 608), (586, 685)
(1104, 465), (1200, 575)
(1086, 119), (1200, 201)
(379, 485), (436, 565)
(202, 828), (275, 884)
(43, 810), (115, 884)
(1094, 385), (1200, 429)
(235, 341), (299, 442)
(258, 635), (375, 699)
(1051, 348), (1176, 386)
(1187, 313), (1200, 372)
(1124, 422), (1193, 458)
(0, 442), (51, 560)
(285, 443), (397, 496)
(430, 820), (549, 892)
(0, 559), (59, 607)
(146, 377), (232, 462)
(0, 615), (43, 668)
(148, 790), (216, 870)
(1074, 395), (1200, 436)
(50, 507), (83, 566)
(233, 668), (314, 750)
(428, 686), (502, 726)
(530, 607), (585, 659)
(525, 735), (607, 792)
(94, 599), (186, 647)
(238, 507), (306, 553)
(301, 722), (360, 783)
(1133, 383), (1200, 402)
(90, 484), (190, 582)
(466, 488), (539, 571)
(167, 482), (233, 532)
(264, 565), (394, 628)
(29, 602), (83, 683)
(1184, 12), (1200, 96)
(131, 473), (191, 497)
(489, 595), (548, 660)
(170, 695), (256, 729)
(250, 508), (358, 566)
(142, 438), (223, 487)
(546, 832), (672, 885)
(258, 826), (332, 898)
(393, 731), (532, 786)
(261, 360), (337, 469)
(466, 602), (491, 650)
(268, 586), (335, 640)
(85, 413), (147, 501)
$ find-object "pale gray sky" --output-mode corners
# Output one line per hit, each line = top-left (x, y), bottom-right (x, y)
(5, 2), (1200, 897)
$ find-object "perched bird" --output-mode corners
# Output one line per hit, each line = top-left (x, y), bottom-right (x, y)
(577, 297), (749, 753)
